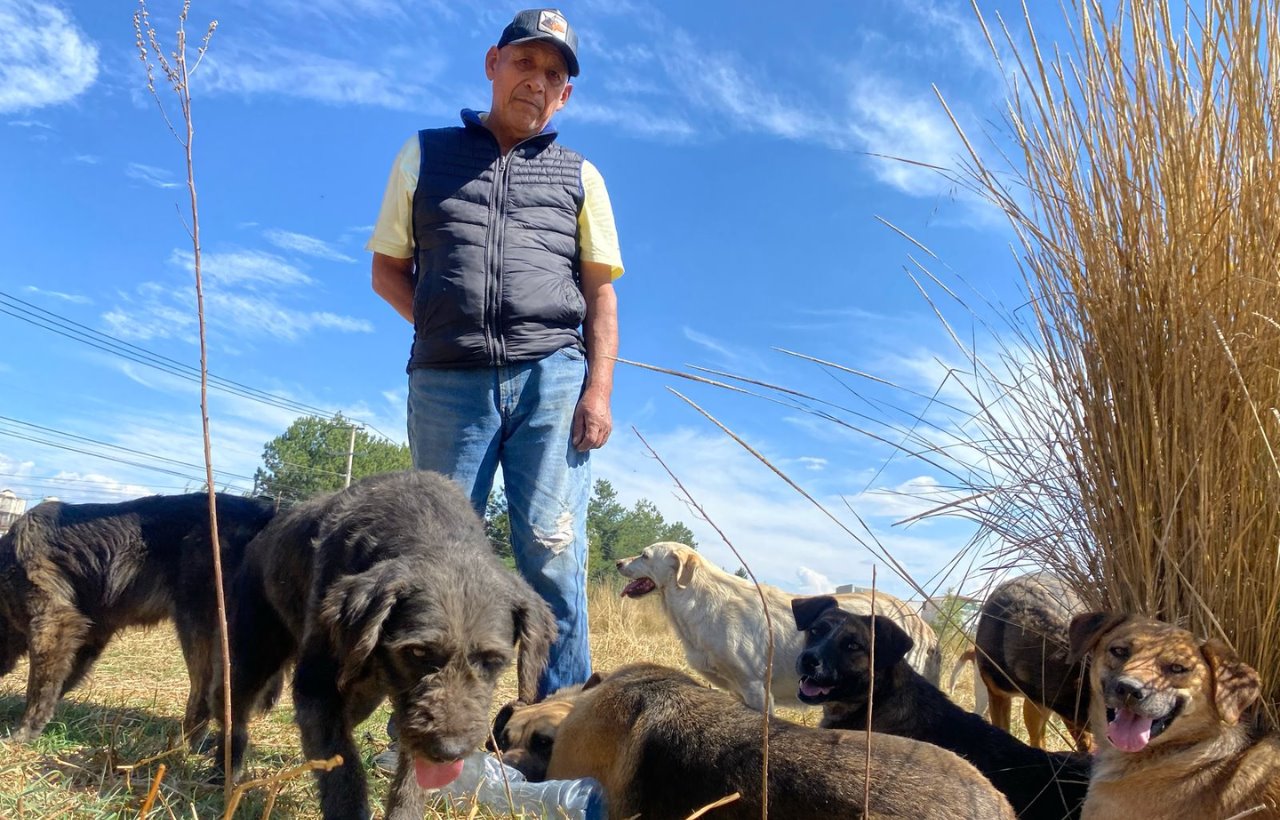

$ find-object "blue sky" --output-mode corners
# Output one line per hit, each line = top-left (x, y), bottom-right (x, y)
(0, 0), (1068, 601)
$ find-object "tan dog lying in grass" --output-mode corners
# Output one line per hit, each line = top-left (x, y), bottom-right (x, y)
(487, 676), (596, 781)
(1070, 612), (1280, 819)
(546, 663), (1016, 819)
(616, 541), (940, 712)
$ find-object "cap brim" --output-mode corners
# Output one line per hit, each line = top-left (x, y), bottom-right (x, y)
(502, 34), (579, 77)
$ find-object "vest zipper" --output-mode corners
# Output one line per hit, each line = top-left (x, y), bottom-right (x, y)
(484, 153), (508, 363)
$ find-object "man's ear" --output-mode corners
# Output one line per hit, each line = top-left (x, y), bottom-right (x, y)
(556, 82), (573, 110)
(870, 615), (914, 670)
(791, 595), (840, 631)
(484, 45), (500, 80)
(1069, 611), (1130, 664)
(1201, 639), (1261, 725)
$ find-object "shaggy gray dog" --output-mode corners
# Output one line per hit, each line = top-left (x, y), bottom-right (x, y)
(0, 493), (276, 742)
(218, 470), (556, 820)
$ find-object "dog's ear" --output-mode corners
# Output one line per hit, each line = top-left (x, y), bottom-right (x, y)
(673, 549), (698, 589)
(512, 590), (558, 703)
(870, 614), (914, 669)
(791, 595), (840, 631)
(318, 562), (405, 690)
(1068, 611), (1129, 664)
(582, 670), (605, 691)
(1200, 638), (1261, 725)
(488, 701), (519, 751)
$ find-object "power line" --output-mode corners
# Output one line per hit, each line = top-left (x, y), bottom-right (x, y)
(0, 289), (402, 443)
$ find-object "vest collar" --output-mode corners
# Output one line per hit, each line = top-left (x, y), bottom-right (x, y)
(460, 108), (559, 151)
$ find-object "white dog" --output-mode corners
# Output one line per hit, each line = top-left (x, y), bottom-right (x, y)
(616, 542), (942, 713)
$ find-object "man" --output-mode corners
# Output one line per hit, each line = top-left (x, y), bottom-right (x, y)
(366, 8), (622, 704)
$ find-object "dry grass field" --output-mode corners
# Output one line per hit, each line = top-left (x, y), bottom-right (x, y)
(0, 582), (1058, 819)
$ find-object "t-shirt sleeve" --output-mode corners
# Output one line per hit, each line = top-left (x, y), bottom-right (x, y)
(578, 159), (624, 280)
(365, 135), (420, 259)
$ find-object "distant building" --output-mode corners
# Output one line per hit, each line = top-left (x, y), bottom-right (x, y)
(0, 489), (27, 534)
(835, 582), (982, 632)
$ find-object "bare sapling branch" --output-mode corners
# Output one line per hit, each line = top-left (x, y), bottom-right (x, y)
(131, 0), (235, 798)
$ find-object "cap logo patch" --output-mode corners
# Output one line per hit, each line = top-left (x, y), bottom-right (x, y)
(538, 10), (568, 41)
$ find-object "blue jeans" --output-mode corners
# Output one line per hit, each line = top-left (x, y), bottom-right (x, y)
(407, 347), (592, 699)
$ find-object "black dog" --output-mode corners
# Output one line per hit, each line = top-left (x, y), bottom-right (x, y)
(792, 595), (1091, 820)
(0, 492), (276, 742)
(216, 470), (556, 820)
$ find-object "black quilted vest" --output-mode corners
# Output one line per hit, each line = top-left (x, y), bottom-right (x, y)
(408, 109), (586, 369)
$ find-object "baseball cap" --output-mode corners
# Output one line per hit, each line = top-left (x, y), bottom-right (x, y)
(497, 9), (579, 77)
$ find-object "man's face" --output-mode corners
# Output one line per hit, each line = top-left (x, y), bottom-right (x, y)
(485, 41), (573, 146)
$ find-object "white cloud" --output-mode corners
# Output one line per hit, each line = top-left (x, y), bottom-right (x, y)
(24, 284), (89, 304)
(0, 0), (99, 113)
(263, 229), (357, 263)
(70, 152), (97, 164)
(102, 248), (371, 344)
(796, 566), (833, 594)
(201, 44), (443, 111)
(844, 75), (968, 197)
(594, 423), (980, 602)
(853, 475), (965, 522)
(125, 162), (181, 189)
(564, 99), (695, 141)
(797, 456), (827, 472)
(174, 249), (314, 290)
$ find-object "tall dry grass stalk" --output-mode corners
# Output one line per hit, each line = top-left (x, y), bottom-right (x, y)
(132, 0), (235, 791)
(924, 0), (1280, 724)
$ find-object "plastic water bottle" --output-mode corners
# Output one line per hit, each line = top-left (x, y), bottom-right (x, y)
(432, 750), (607, 820)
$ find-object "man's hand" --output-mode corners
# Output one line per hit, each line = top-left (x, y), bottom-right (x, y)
(574, 260), (617, 453)
(572, 386), (612, 451)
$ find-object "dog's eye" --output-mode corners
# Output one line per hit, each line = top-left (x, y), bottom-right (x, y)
(809, 624), (828, 638)
(406, 646), (445, 672)
(842, 639), (861, 653)
(530, 732), (554, 752)
(1109, 645), (1130, 660)
(470, 652), (509, 677)
(1168, 662), (1189, 675)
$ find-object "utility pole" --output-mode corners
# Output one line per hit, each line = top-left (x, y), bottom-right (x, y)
(344, 424), (358, 488)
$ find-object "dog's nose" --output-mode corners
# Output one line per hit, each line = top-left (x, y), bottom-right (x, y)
(423, 736), (472, 762)
(799, 652), (819, 675)
(1111, 676), (1149, 703)
(615, 559), (625, 569)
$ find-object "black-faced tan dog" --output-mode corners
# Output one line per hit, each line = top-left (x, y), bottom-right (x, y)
(486, 676), (597, 781)
(1070, 612), (1280, 820)
(791, 595), (1090, 820)
(546, 663), (1016, 820)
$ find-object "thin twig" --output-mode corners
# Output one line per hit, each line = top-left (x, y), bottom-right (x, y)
(223, 755), (344, 819)
(138, 763), (166, 818)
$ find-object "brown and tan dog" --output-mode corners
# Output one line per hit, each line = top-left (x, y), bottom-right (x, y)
(976, 572), (1091, 751)
(1070, 612), (1280, 820)
(487, 676), (597, 781)
(547, 663), (1016, 819)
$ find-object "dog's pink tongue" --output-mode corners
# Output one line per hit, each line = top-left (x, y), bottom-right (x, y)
(414, 757), (464, 790)
(1107, 708), (1154, 753)
(799, 678), (832, 697)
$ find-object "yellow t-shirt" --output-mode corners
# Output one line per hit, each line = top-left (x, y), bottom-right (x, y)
(365, 134), (624, 280)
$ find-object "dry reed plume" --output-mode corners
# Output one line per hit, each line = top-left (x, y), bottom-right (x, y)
(917, 0), (1280, 726)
